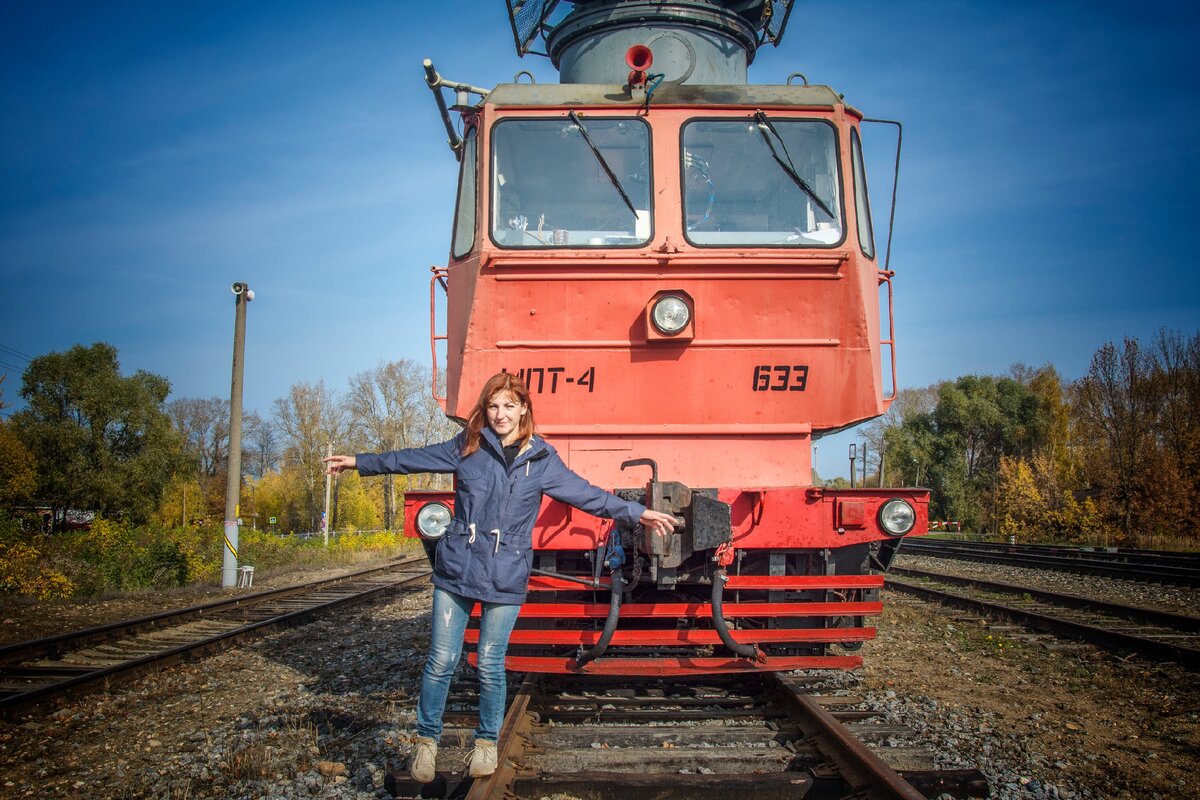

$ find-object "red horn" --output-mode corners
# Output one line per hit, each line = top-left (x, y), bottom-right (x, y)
(625, 44), (653, 71)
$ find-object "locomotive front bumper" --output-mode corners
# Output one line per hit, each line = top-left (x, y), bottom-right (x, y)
(405, 483), (929, 675)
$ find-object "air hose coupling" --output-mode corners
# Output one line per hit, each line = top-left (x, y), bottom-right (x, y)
(574, 573), (626, 668)
(711, 569), (765, 662)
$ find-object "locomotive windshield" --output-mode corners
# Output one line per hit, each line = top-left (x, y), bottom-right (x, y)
(491, 117), (652, 248)
(682, 118), (843, 247)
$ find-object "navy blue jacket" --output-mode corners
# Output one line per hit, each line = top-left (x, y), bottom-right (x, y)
(356, 428), (645, 604)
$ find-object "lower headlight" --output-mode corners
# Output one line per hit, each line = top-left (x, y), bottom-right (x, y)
(416, 502), (452, 540)
(878, 499), (916, 536)
(651, 295), (690, 335)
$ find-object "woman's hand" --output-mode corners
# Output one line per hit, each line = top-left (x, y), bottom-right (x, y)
(640, 509), (680, 538)
(323, 454), (357, 475)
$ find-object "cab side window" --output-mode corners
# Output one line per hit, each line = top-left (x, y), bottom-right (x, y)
(451, 127), (478, 259)
(851, 128), (876, 260)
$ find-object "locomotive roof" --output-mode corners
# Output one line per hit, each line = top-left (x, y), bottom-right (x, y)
(484, 82), (848, 110)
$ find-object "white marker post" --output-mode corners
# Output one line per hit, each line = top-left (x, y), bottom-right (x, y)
(322, 442), (333, 547)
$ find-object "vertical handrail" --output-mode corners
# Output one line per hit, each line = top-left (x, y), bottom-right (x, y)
(861, 118), (903, 273)
(430, 266), (449, 408)
(878, 269), (897, 405)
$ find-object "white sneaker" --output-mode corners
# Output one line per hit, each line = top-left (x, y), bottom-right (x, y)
(467, 739), (498, 778)
(410, 736), (437, 783)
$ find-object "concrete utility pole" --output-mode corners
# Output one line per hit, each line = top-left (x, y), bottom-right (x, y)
(222, 282), (253, 588)
(322, 442), (333, 547)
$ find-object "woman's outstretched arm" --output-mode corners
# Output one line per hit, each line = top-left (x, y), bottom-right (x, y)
(325, 433), (465, 476)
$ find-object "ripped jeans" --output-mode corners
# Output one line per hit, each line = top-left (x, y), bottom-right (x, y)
(416, 586), (521, 742)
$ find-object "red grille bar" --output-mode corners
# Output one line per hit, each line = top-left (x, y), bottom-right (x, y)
(471, 601), (883, 618)
(465, 626), (875, 645)
(527, 576), (611, 591)
(524, 575), (884, 591)
(723, 575), (883, 589)
(475, 654), (864, 675)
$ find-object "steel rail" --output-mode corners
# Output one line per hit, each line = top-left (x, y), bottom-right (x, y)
(900, 539), (1200, 586)
(891, 567), (1200, 632)
(0, 562), (431, 716)
(465, 675), (538, 800)
(886, 576), (1200, 670)
(773, 674), (927, 800)
(903, 537), (1200, 574)
(0, 557), (426, 665)
(386, 672), (985, 799)
(910, 538), (1200, 566)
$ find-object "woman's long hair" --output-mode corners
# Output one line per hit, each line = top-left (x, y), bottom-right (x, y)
(462, 372), (536, 456)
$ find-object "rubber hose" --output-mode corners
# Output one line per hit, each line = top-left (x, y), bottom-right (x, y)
(575, 575), (625, 667)
(711, 569), (763, 660)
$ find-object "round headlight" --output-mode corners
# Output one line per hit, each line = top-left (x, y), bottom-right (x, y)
(651, 295), (690, 335)
(878, 499), (916, 536)
(416, 502), (452, 540)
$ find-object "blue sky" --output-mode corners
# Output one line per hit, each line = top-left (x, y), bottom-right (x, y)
(1, 1), (1197, 479)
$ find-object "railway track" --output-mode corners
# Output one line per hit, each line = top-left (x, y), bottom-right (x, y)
(385, 672), (988, 799)
(0, 557), (431, 717)
(886, 567), (1200, 669)
(899, 538), (1200, 586)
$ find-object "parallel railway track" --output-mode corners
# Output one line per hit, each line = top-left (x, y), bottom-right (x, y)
(899, 539), (1200, 586)
(0, 557), (431, 717)
(886, 567), (1200, 669)
(386, 672), (987, 799)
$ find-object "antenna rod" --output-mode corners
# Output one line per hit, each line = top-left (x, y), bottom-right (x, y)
(423, 59), (462, 159)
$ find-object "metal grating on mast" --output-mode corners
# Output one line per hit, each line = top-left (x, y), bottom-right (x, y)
(506, 0), (561, 56)
(758, 0), (795, 46)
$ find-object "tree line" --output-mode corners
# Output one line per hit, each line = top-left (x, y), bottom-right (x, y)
(3, 330), (1197, 547)
(0, 343), (453, 535)
(857, 329), (1200, 547)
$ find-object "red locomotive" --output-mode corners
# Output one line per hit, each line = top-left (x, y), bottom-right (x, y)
(404, 0), (929, 675)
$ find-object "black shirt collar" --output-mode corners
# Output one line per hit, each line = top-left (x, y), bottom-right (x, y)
(502, 441), (520, 468)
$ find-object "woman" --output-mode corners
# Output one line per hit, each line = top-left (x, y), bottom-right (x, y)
(324, 372), (676, 782)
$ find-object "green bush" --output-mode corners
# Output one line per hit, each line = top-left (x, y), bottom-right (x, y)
(0, 517), (417, 600)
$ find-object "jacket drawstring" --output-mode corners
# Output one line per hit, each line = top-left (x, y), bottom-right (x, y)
(468, 522), (502, 555)
(525, 461), (530, 477)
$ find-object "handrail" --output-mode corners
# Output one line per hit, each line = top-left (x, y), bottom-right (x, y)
(861, 118), (903, 273)
(879, 269), (897, 405)
(429, 265), (449, 408)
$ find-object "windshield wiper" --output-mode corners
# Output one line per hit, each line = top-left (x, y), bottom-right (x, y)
(753, 110), (836, 220)
(568, 110), (638, 218)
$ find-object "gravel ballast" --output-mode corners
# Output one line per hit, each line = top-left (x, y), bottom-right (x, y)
(1, 561), (1197, 799)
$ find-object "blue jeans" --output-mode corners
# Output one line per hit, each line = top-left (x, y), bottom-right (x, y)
(416, 586), (521, 742)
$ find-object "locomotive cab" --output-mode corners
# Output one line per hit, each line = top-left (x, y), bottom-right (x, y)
(408, 0), (929, 675)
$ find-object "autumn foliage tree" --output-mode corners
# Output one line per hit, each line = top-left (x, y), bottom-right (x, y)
(0, 376), (37, 512)
(1073, 330), (1200, 544)
(875, 371), (1056, 531)
(344, 359), (453, 530)
(876, 329), (1198, 545)
(273, 380), (348, 533)
(155, 360), (453, 536)
(10, 343), (183, 527)
(996, 456), (1042, 539)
